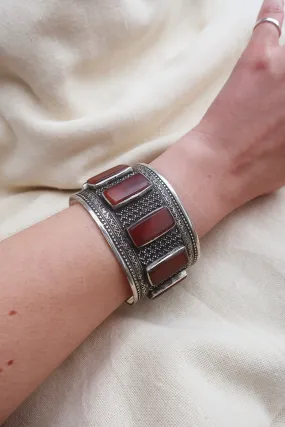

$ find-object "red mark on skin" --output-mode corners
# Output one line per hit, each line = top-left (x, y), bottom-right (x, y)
(9, 310), (17, 316)
(0, 368), (3, 373)
(7, 360), (14, 366)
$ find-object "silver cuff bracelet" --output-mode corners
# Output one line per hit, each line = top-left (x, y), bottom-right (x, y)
(69, 164), (200, 304)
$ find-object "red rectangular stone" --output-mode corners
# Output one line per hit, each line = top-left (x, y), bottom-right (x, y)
(128, 207), (175, 247)
(103, 173), (151, 208)
(87, 165), (130, 186)
(147, 247), (188, 287)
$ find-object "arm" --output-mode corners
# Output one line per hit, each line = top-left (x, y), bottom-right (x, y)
(0, 134), (232, 423)
(1, 0), (285, 421)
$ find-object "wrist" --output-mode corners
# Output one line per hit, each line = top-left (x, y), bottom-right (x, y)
(151, 130), (244, 237)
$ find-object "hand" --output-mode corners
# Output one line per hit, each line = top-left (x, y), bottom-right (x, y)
(153, 0), (285, 236)
(194, 0), (285, 203)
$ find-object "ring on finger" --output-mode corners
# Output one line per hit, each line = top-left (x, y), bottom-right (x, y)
(254, 17), (282, 37)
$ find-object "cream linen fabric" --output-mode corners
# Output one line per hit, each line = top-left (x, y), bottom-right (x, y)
(1, 0), (285, 426)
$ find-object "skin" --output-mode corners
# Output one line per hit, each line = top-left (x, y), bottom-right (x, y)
(1, 0), (285, 422)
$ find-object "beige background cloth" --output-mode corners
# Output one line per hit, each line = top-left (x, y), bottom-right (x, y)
(1, 0), (285, 426)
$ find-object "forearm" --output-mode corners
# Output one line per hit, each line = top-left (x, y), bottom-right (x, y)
(0, 132), (236, 422)
(0, 203), (131, 422)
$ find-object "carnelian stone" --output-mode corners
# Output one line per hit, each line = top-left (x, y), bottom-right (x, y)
(148, 248), (188, 286)
(103, 174), (151, 207)
(128, 207), (174, 247)
(87, 165), (129, 185)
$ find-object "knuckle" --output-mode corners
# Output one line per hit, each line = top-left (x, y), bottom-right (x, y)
(252, 51), (272, 71)
(262, 3), (284, 16)
(242, 47), (273, 72)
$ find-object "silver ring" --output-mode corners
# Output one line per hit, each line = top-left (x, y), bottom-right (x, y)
(254, 17), (282, 37)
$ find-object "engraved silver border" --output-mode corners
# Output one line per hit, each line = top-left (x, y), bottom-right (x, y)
(71, 188), (150, 302)
(70, 194), (138, 304)
(155, 170), (200, 259)
(134, 164), (200, 264)
(149, 270), (187, 299)
(83, 166), (133, 190)
(127, 206), (175, 248)
(146, 245), (188, 287)
(102, 182), (152, 210)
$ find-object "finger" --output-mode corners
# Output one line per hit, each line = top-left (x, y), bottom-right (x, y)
(252, 0), (284, 46)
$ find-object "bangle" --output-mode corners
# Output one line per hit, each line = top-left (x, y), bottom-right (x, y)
(69, 164), (200, 304)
